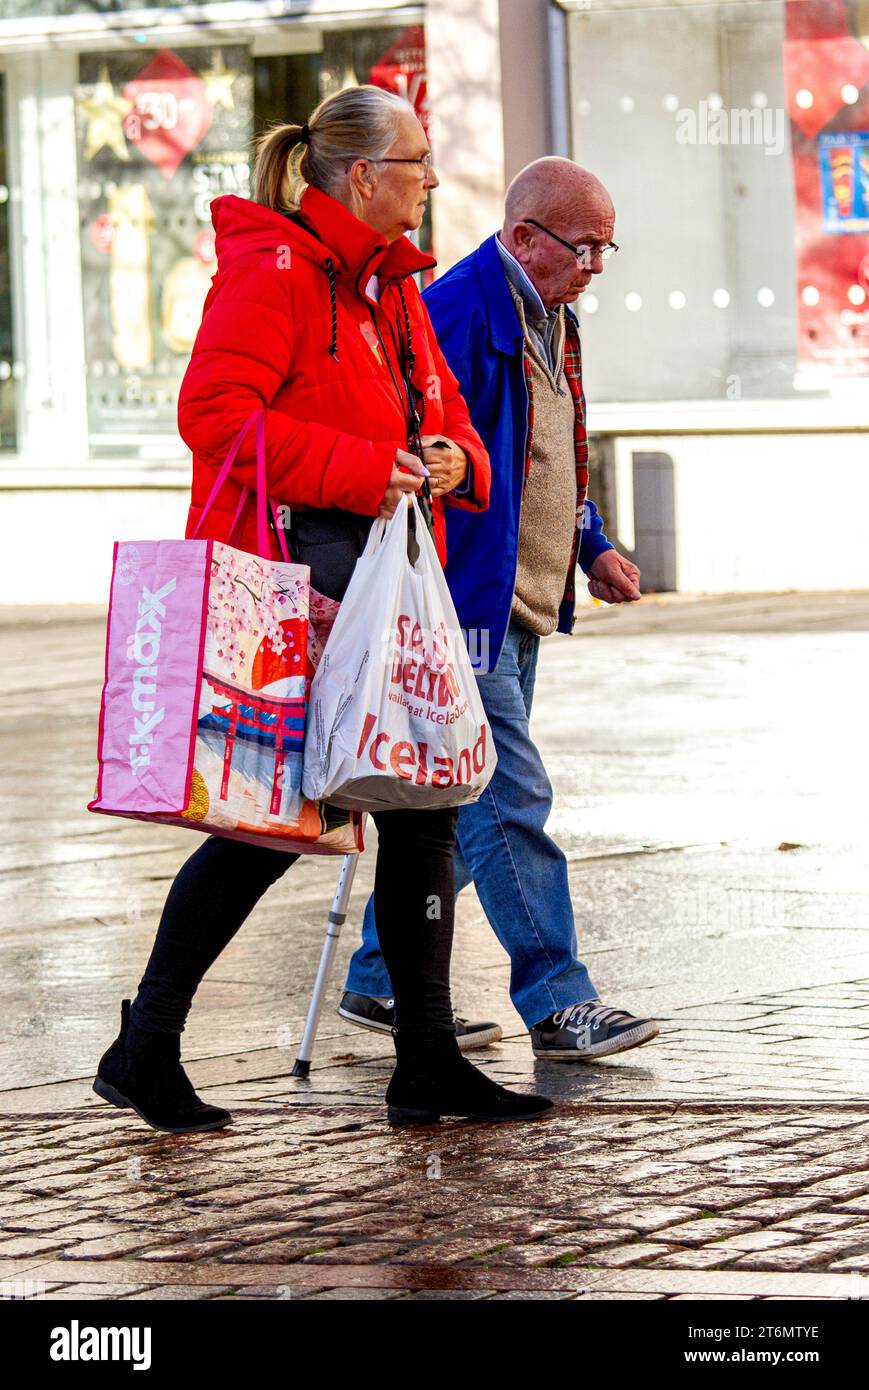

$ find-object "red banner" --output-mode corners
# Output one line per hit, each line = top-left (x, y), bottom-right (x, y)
(369, 25), (429, 135)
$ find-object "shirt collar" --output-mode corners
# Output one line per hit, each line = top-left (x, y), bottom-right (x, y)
(495, 232), (551, 324)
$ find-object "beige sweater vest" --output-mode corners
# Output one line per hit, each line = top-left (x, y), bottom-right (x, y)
(508, 285), (578, 636)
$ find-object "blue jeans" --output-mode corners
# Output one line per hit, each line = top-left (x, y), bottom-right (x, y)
(344, 621), (598, 1027)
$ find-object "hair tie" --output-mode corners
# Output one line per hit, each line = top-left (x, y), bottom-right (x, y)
(299, 123), (311, 146)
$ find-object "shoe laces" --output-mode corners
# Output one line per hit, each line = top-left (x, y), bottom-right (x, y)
(550, 1001), (628, 1032)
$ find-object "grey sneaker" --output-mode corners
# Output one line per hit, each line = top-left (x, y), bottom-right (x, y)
(338, 991), (502, 1051)
(530, 1001), (659, 1060)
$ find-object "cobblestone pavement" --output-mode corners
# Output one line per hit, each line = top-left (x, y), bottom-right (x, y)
(2, 593), (868, 1299)
(2, 1104), (869, 1300)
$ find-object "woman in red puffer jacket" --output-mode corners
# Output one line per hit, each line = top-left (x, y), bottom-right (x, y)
(181, 119), (489, 579)
(92, 85), (552, 1135)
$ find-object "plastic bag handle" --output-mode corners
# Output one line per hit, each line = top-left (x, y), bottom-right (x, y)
(407, 493), (436, 574)
(360, 494), (431, 569)
(360, 511), (390, 558)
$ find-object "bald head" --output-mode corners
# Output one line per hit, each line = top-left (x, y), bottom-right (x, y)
(500, 158), (616, 310)
(503, 158), (613, 235)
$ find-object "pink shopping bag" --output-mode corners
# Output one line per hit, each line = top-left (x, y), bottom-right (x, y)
(89, 408), (363, 856)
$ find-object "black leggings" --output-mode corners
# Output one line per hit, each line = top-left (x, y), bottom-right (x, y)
(129, 806), (458, 1042)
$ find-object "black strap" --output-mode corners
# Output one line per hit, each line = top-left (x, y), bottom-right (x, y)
(368, 306), (435, 538)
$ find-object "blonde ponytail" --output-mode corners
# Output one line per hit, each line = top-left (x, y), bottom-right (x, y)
(252, 123), (308, 214)
(252, 85), (413, 214)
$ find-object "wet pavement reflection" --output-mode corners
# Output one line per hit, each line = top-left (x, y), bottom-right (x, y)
(2, 592), (868, 1298)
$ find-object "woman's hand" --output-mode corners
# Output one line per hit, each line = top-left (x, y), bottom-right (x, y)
(420, 435), (468, 498)
(377, 448), (429, 518)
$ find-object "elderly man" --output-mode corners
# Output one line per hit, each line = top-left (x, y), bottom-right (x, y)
(339, 158), (660, 1060)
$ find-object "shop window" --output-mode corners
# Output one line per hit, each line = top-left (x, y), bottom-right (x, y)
(567, 0), (869, 404)
(75, 45), (254, 452)
(73, 23), (429, 456)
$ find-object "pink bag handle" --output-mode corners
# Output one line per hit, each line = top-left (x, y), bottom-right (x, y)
(228, 489), (291, 561)
(270, 497), (291, 563)
(192, 407), (290, 562)
(226, 485), (249, 545)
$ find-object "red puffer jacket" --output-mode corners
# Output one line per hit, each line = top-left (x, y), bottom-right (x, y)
(178, 185), (490, 566)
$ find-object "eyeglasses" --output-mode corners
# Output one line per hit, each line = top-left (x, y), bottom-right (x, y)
(525, 218), (618, 264)
(374, 153), (434, 174)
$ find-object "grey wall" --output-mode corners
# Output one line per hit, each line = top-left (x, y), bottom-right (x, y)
(566, 0), (798, 402)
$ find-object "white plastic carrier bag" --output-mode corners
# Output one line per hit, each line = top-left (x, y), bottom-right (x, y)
(302, 495), (497, 811)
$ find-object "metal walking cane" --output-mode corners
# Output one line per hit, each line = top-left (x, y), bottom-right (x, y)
(291, 816), (367, 1078)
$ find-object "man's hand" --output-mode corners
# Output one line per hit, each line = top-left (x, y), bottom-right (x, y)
(588, 550), (641, 604)
(420, 435), (468, 498)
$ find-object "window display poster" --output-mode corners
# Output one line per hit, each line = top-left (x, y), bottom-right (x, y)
(784, 0), (869, 379)
(75, 47), (252, 441)
(820, 131), (869, 232)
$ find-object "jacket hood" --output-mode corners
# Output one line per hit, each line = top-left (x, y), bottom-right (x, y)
(210, 186), (435, 291)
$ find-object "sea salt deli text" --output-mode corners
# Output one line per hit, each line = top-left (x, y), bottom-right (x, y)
(353, 611), (488, 787)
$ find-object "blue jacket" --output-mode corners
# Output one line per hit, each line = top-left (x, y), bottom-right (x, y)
(423, 233), (613, 673)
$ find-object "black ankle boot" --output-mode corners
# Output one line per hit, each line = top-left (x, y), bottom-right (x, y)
(93, 1000), (232, 1134)
(385, 1031), (554, 1125)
